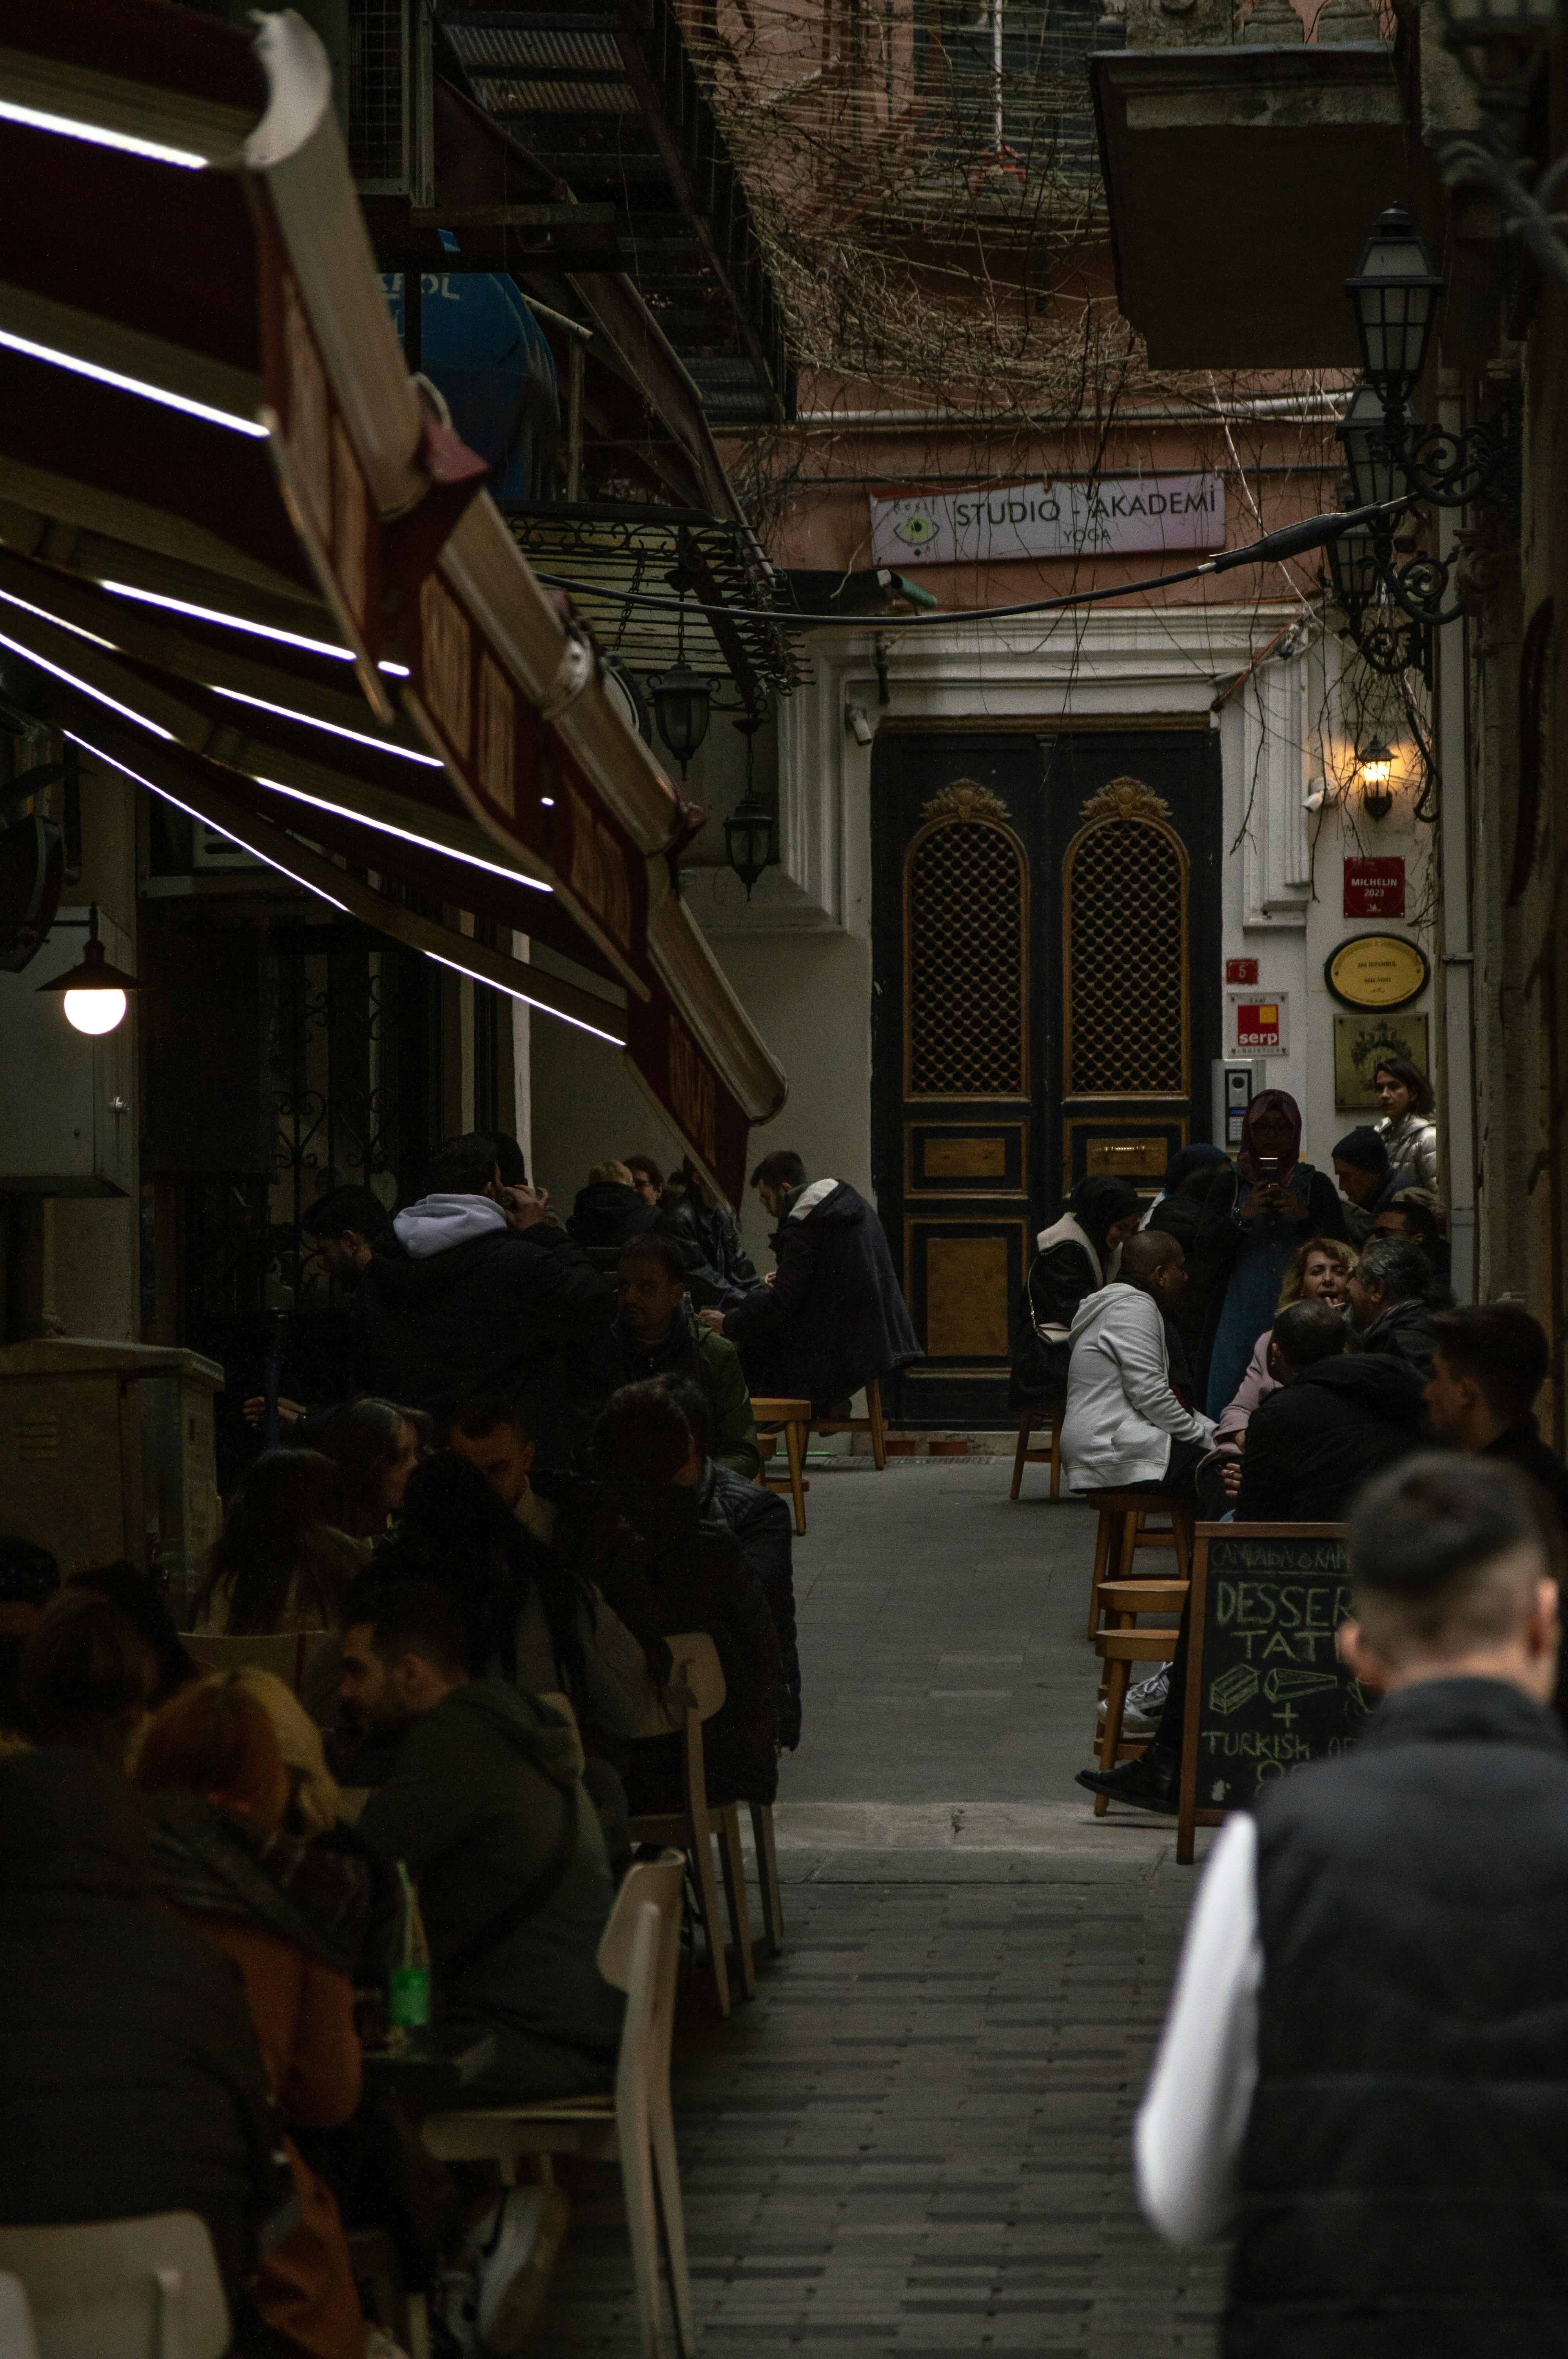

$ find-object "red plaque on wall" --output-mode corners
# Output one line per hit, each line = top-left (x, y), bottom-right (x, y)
(1344, 858), (1405, 918)
(1225, 957), (1259, 985)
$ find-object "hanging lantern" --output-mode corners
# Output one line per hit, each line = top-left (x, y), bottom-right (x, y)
(650, 663), (712, 776)
(36, 903), (140, 1034)
(724, 794), (777, 898)
(1338, 382), (1417, 511)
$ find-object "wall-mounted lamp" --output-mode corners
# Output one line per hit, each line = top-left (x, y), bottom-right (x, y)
(845, 705), (874, 747)
(649, 662), (713, 778)
(723, 711), (777, 899)
(1357, 741), (1396, 821)
(36, 903), (139, 1034)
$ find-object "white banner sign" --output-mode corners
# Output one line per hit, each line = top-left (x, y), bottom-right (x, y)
(869, 474), (1225, 567)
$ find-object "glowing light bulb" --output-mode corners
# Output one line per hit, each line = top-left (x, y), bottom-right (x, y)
(62, 987), (127, 1035)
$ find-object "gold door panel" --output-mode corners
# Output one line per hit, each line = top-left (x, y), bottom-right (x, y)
(904, 1216), (1029, 1367)
(1062, 1117), (1187, 1196)
(905, 1121), (1028, 1197)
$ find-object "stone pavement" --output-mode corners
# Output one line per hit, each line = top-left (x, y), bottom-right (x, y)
(539, 1458), (1226, 2354)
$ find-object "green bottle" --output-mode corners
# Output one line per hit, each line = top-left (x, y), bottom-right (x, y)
(388, 1861), (432, 2039)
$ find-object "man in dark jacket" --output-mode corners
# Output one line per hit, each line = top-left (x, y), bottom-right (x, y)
(706, 1149), (923, 1413)
(660, 1377), (801, 1750)
(1332, 1125), (1414, 1246)
(655, 1159), (761, 1309)
(1236, 1299), (1425, 1521)
(1425, 1304), (1568, 1544)
(1137, 1453), (1568, 2354)
(614, 1234), (759, 1478)
(566, 1162), (662, 1252)
(353, 1132), (617, 1453)
(596, 1383), (782, 1811)
(0, 1748), (286, 2317)
(1347, 1234), (1441, 1378)
(343, 1581), (624, 2100)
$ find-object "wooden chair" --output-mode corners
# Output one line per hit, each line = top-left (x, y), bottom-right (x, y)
(627, 1634), (755, 2016)
(0, 2214), (228, 2359)
(750, 1801), (785, 1956)
(1082, 1488), (1194, 1639)
(1091, 1627), (1176, 1817)
(749, 1396), (811, 1534)
(180, 1629), (336, 1695)
(811, 1376), (888, 1469)
(1009, 1398), (1065, 1502)
(422, 1850), (694, 2359)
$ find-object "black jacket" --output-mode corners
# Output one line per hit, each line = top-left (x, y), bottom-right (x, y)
(1357, 1291), (1440, 1381)
(619, 1487), (781, 1807)
(655, 1191), (759, 1309)
(698, 1459), (800, 1749)
(0, 1748), (284, 2301)
(1341, 1162), (1416, 1246)
(1235, 1351), (1426, 1523)
(354, 1221), (618, 1452)
(565, 1181), (660, 1252)
(1233, 1677), (1568, 2358)
(1485, 1418), (1568, 1546)
(724, 1180), (922, 1412)
(1193, 1165), (1350, 1393)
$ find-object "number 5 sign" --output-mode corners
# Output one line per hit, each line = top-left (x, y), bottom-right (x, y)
(1225, 989), (1290, 1054)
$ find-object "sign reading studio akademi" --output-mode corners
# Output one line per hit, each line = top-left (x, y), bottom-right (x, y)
(869, 475), (1225, 567)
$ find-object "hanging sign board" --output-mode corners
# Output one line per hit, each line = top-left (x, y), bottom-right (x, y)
(1343, 857), (1406, 918)
(868, 475), (1225, 567)
(1325, 933), (1430, 1011)
(1177, 1524), (1372, 1865)
(1226, 990), (1289, 1053)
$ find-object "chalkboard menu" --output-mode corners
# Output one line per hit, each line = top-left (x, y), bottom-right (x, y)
(1177, 1523), (1375, 1864)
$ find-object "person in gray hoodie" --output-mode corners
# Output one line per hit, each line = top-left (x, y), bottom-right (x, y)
(353, 1131), (617, 1454)
(341, 1580), (624, 2101)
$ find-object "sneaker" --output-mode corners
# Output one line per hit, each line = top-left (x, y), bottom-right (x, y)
(473, 2182), (571, 2354)
(1096, 1664), (1171, 1740)
(430, 2264), (481, 2359)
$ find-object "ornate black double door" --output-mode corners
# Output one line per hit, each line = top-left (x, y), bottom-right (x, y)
(871, 727), (1222, 1426)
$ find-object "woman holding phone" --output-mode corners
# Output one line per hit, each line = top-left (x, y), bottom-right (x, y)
(1194, 1090), (1350, 1417)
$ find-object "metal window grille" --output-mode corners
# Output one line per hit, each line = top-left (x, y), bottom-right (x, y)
(1066, 818), (1188, 1096)
(906, 819), (1026, 1095)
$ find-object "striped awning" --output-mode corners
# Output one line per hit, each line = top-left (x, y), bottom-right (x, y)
(0, 0), (786, 1197)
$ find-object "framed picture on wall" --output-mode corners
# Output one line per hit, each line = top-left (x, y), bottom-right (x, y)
(1334, 1012), (1431, 1110)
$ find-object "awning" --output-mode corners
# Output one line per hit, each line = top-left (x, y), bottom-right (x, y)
(0, 0), (786, 1199)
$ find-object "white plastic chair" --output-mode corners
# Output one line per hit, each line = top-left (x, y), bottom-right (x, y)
(0, 2275), (38, 2359)
(0, 2214), (228, 2359)
(422, 1849), (695, 2358)
(628, 1632), (756, 2015)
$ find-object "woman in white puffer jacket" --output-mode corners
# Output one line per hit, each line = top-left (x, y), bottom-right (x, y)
(1373, 1054), (1439, 1190)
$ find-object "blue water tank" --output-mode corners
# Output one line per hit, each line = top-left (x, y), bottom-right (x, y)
(380, 271), (560, 499)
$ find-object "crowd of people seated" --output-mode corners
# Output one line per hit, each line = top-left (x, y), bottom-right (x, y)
(1022, 1071), (1568, 1817)
(0, 1125), (926, 2359)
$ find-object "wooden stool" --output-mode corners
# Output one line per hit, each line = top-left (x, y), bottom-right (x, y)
(750, 1397), (812, 1534)
(1009, 1399), (1065, 1502)
(1091, 1628), (1174, 1816)
(1083, 1488), (1194, 1639)
(812, 1377), (887, 1469)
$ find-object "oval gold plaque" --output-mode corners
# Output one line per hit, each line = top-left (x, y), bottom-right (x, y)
(1324, 932), (1430, 1012)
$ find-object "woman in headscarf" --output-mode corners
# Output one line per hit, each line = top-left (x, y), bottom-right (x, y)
(1194, 1090), (1349, 1417)
(1010, 1175), (1143, 1406)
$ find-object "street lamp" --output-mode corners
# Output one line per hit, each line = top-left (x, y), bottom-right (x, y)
(1344, 210), (1443, 405)
(722, 711), (777, 899)
(1325, 526), (1430, 678)
(36, 903), (139, 1034)
(1337, 382), (1415, 513)
(649, 663), (713, 778)
(1357, 740), (1396, 821)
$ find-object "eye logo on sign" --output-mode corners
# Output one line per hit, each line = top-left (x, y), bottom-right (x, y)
(894, 512), (939, 549)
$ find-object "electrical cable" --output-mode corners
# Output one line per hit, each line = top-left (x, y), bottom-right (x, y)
(532, 496), (1410, 631)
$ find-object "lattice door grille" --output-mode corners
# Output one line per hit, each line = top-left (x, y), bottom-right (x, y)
(907, 821), (1025, 1095)
(1067, 819), (1187, 1094)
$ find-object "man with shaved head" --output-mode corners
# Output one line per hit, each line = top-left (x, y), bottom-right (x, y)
(1063, 1223), (1218, 1817)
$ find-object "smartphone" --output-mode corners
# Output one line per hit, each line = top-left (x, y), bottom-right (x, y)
(1257, 1155), (1281, 1184)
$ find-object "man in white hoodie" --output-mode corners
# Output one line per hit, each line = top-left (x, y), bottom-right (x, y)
(354, 1132), (617, 1453)
(1065, 1230), (1218, 1819)
(1060, 1230), (1216, 1499)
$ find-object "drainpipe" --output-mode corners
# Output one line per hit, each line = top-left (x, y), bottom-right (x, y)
(1436, 378), (1477, 1303)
